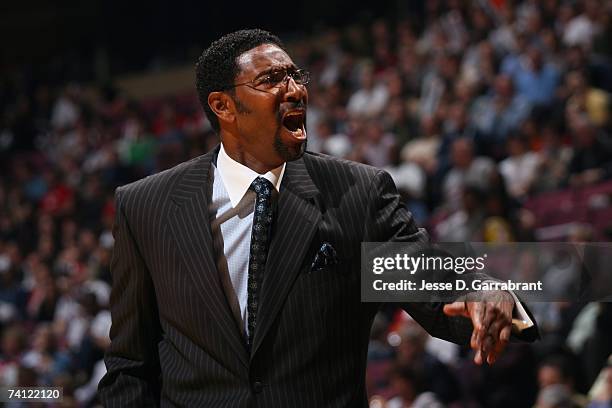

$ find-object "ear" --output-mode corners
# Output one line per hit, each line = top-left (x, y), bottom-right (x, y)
(208, 91), (235, 126)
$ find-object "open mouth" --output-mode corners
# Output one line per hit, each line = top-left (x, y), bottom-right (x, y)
(281, 109), (306, 140)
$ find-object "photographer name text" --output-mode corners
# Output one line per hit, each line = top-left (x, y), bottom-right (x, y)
(372, 279), (543, 292)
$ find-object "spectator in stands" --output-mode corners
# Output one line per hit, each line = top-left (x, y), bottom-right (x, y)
(368, 313), (393, 362)
(536, 384), (580, 408)
(482, 169), (518, 242)
(383, 98), (413, 147)
(563, 0), (604, 50)
(401, 115), (441, 175)
(0, 324), (26, 386)
(533, 124), (573, 193)
(499, 133), (540, 199)
(489, 2), (519, 56)
(569, 304), (612, 391)
(72, 291), (108, 378)
(588, 359), (612, 408)
(436, 101), (476, 180)
(346, 63), (389, 119)
(564, 70), (610, 127)
(460, 40), (497, 89)
(386, 364), (444, 408)
(568, 116), (612, 187)
(419, 52), (459, 118)
(392, 322), (461, 404)
(25, 262), (58, 322)
(360, 120), (396, 168)
(471, 74), (532, 157)
(21, 323), (71, 386)
(508, 45), (561, 107)
(436, 184), (487, 242)
(0, 243), (27, 322)
(384, 144), (428, 226)
(396, 44), (424, 99)
(538, 356), (588, 408)
(441, 137), (495, 212)
(50, 85), (81, 132)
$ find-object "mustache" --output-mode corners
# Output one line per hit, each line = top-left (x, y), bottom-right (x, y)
(278, 101), (307, 124)
(281, 100), (307, 112)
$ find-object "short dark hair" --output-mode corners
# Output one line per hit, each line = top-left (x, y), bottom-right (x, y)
(389, 364), (426, 394)
(195, 29), (285, 133)
(539, 356), (573, 382)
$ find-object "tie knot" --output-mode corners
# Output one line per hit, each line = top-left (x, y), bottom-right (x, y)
(250, 177), (274, 200)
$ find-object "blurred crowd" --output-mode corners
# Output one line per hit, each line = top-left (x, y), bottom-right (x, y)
(1, 0), (612, 406)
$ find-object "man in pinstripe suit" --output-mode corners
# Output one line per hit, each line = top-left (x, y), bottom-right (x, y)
(98, 29), (537, 407)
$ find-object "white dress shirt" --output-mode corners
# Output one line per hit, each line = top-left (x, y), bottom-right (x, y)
(209, 144), (285, 337)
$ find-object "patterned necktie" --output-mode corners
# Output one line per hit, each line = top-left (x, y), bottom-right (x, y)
(247, 177), (274, 348)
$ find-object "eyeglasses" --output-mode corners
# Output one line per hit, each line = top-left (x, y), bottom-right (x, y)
(224, 68), (310, 92)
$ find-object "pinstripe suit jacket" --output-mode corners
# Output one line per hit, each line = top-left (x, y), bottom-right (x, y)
(98, 148), (489, 407)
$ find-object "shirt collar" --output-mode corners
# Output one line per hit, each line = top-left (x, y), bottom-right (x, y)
(217, 143), (285, 207)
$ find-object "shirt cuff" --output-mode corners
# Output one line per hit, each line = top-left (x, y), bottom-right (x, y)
(483, 280), (534, 331)
(507, 289), (535, 330)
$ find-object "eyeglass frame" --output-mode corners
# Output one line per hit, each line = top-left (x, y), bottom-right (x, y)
(220, 67), (310, 92)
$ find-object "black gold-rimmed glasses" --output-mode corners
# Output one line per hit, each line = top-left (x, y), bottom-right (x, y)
(222, 68), (310, 92)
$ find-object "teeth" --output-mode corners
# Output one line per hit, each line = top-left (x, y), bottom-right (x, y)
(284, 111), (305, 120)
(285, 125), (305, 139)
(293, 126), (305, 138)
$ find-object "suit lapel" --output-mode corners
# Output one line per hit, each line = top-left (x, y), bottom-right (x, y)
(168, 148), (249, 370)
(251, 157), (322, 356)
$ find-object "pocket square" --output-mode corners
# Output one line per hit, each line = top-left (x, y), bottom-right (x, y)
(311, 242), (338, 272)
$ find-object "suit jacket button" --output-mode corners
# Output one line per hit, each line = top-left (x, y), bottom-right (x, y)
(252, 381), (263, 394)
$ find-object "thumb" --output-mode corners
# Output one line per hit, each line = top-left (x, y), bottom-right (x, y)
(443, 301), (468, 317)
